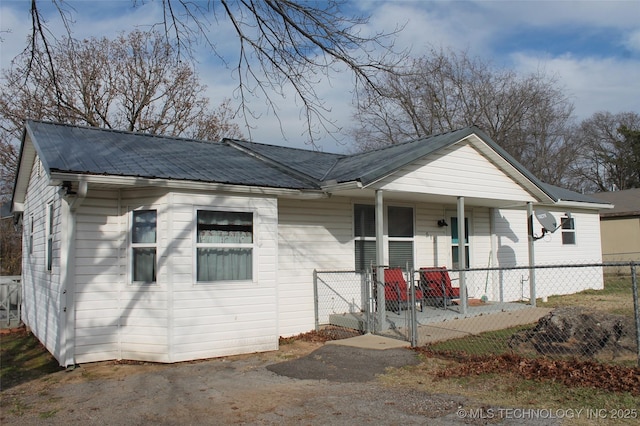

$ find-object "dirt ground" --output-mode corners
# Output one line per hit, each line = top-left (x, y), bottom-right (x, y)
(0, 340), (559, 425)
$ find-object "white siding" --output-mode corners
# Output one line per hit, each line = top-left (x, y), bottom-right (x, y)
(277, 197), (354, 336)
(378, 142), (535, 202)
(71, 189), (279, 363)
(167, 192), (279, 362)
(491, 208), (604, 302)
(21, 156), (65, 363)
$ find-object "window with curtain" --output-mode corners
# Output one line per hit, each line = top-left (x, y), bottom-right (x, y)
(132, 210), (157, 283)
(451, 216), (470, 269)
(354, 204), (376, 271)
(196, 210), (253, 282)
(388, 206), (414, 269)
(561, 216), (576, 245)
(46, 203), (53, 271)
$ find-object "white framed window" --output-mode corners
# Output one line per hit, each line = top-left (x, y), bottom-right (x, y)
(561, 216), (576, 245)
(131, 210), (157, 283)
(196, 210), (254, 282)
(354, 204), (376, 271)
(46, 203), (53, 271)
(387, 206), (414, 269)
(353, 204), (415, 271)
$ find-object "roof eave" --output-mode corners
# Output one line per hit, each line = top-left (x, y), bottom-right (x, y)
(49, 172), (328, 199)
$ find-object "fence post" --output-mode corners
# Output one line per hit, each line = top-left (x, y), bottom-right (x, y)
(313, 269), (319, 331)
(409, 269), (418, 347)
(631, 262), (640, 367)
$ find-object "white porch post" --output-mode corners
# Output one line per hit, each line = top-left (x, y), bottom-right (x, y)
(457, 196), (467, 314)
(375, 190), (386, 330)
(527, 202), (537, 306)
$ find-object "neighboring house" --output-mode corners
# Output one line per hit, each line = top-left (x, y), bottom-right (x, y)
(591, 188), (640, 263)
(11, 121), (610, 366)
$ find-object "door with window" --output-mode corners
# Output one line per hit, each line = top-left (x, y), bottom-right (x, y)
(450, 216), (470, 269)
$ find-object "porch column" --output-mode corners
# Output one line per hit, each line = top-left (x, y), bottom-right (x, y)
(457, 196), (467, 314)
(527, 202), (537, 306)
(375, 190), (386, 330)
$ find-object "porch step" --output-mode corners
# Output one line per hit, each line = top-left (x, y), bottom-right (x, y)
(329, 313), (366, 332)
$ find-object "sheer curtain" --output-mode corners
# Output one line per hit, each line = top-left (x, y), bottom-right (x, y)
(197, 211), (253, 281)
(132, 210), (156, 282)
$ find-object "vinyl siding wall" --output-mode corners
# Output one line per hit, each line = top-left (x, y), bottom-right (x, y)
(72, 189), (278, 363)
(378, 142), (535, 202)
(492, 208), (604, 302)
(21, 157), (65, 362)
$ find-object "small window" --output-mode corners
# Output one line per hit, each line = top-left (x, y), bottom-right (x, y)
(46, 204), (53, 271)
(196, 210), (253, 282)
(561, 216), (575, 245)
(29, 215), (34, 254)
(354, 204), (376, 271)
(388, 206), (414, 269)
(132, 210), (157, 283)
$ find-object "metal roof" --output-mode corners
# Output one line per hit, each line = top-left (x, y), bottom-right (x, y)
(25, 121), (314, 189)
(15, 120), (608, 209)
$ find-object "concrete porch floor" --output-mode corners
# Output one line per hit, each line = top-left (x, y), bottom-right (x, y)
(328, 301), (553, 346)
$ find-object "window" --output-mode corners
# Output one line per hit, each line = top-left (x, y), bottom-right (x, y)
(451, 217), (470, 269)
(196, 210), (253, 281)
(353, 204), (414, 271)
(561, 216), (576, 245)
(388, 206), (414, 269)
(29, 215), (34, 255)
(46, 204), (53, 271)
(131, 210), (157, 283)
(354, 204), (376, 271)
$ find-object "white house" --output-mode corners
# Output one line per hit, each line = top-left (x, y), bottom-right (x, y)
(11, 121), (610, 366)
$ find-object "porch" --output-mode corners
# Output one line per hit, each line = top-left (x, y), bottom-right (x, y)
(328, 300), (549, 345)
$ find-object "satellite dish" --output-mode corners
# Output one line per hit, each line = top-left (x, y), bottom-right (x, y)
(534, 210), (557, 232)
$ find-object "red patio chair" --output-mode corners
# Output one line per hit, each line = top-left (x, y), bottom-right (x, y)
(419, 267), (460, 308)
(383, 268), (424, 314)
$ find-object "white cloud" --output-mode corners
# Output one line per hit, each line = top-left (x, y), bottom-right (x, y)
(511, 52), (640, 120)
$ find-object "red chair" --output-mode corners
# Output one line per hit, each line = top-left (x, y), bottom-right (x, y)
(382, 268), (424, 314)
(419, 267), (460, 308)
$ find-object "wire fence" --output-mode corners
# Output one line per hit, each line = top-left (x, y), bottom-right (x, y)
(0, 276), (22, 328)
(314, 262), (640, 367)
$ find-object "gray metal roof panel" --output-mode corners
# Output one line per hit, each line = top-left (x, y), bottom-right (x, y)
(324, 128), (476, 184)
(27, 121), (315, 189)
(228, 139), (344, 181)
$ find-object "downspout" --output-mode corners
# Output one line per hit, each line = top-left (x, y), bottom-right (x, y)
(62, 180), (87, 367)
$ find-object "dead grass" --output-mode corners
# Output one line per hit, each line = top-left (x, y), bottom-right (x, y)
(388, 274), (640, 423)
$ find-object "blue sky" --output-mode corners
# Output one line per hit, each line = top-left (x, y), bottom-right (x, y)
(1, 0), (639, 151)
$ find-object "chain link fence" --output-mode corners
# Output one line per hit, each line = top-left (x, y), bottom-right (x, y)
(314, 262), (640, 366)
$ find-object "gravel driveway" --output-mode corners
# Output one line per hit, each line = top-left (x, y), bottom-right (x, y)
(0, 341), (558, 425)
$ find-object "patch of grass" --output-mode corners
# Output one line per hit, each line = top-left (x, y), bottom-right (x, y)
(428, 325), (533, 356)
(39, 409), (58, 419)
(0, 327), (61, 390)
(539, 275), (635, 317)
